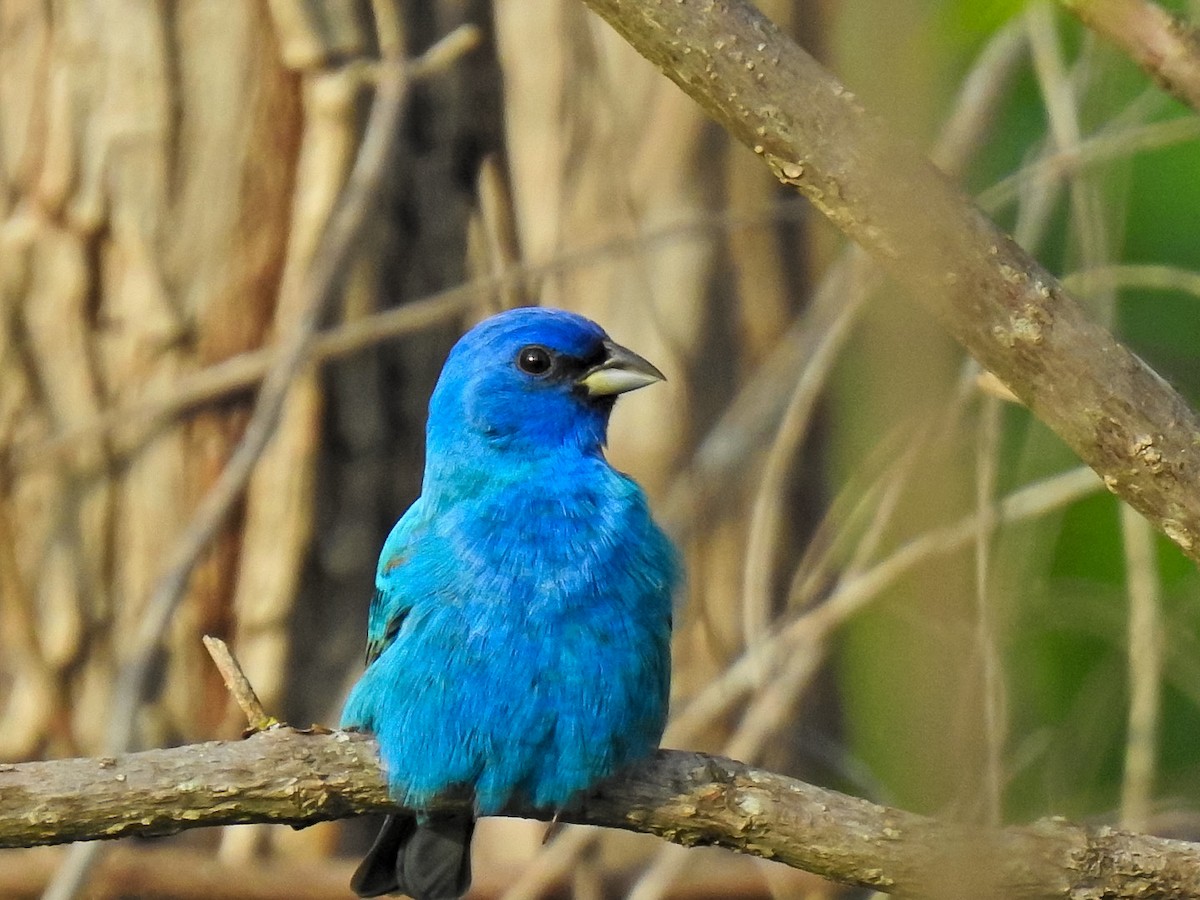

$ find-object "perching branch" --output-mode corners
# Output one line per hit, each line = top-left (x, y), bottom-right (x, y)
(1, 730), (1199, 898)
(7, 648), (1197, 896)
(573, 0), (1200, 566)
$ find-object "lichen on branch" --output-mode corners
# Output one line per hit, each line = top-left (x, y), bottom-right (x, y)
(575, 0), (1200, 564)
(2, 729), (1200, 898)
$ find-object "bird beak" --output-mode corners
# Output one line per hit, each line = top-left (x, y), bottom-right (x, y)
(576, 340), (666, 397)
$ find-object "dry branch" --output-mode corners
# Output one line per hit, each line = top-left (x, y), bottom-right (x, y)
(573, 0), (1200, 565)
(200, 636), (276, 733)
(1, 729), (1199, 898)
(1062, 0), (1200, 112)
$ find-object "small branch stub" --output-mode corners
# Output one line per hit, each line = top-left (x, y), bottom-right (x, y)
(201, 636), (277, 732)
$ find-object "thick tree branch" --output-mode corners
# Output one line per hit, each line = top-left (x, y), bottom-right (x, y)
(1061, 0), (1200, 112)
(1, 729), (1199, 898)
(573, 0), (1200, 565)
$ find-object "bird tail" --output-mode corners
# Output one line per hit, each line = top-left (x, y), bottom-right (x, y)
(350, 812), (476, 899)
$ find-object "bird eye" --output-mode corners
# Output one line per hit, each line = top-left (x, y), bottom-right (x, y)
(516, 345), (554, 376)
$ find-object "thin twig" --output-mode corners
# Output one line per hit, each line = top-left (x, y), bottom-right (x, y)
(665, 467), (1104, 748)
(1119, 505), (1164, 831)
(780, 417), (917, 613)
(661, 248), (867, 540)
(844, 371), (981, 579)
(929, 20), (1029, 172)
(973, 395), (1007, 825)
(977, 115), (1200, 212)
(201, 636), (276, 733)
(739, 268), (867, 646)
(1028, 2), (1119, 322)
(474, 153), (526, 313)
(1063, 262), (1200, 298)
(10, 203), (808, 477)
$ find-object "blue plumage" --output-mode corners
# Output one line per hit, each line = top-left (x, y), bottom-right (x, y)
(342, 307), (678, 899)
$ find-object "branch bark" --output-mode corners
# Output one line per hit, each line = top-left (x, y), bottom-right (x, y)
(1061, 0), (1200, 112)
(572, 0), (1200, 565)
(1, 729), (1199, 898)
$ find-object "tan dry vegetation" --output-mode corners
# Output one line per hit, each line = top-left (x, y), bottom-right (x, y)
(3, 0), (1200, 898)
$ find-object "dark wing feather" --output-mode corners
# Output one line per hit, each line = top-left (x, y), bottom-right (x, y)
(364, 587), (411, 667)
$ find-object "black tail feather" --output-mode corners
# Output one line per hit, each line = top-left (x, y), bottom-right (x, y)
(351, 812), (476, 899)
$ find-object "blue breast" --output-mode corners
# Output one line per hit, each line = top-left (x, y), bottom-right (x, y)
(341, 458), (677, 814)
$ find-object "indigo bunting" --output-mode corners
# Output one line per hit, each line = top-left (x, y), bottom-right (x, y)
(341, 307), (678, 899)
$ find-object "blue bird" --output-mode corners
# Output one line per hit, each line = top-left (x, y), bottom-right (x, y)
(341, 307), (679, 899)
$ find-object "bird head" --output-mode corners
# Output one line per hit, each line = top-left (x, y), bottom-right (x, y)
(425, 307), (665, 471)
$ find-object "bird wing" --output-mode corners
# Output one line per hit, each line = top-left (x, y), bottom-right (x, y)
(363, 499), (429, 667)
(364, 586), (410, 667)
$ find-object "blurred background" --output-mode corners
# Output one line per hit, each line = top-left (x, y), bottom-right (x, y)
(2, 0), (1200, 897)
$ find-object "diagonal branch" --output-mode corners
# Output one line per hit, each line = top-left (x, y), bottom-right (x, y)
(1061, 0), (1200, 113)
(1, 730), (1199, 898)
(573, 0), (1200, 566)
